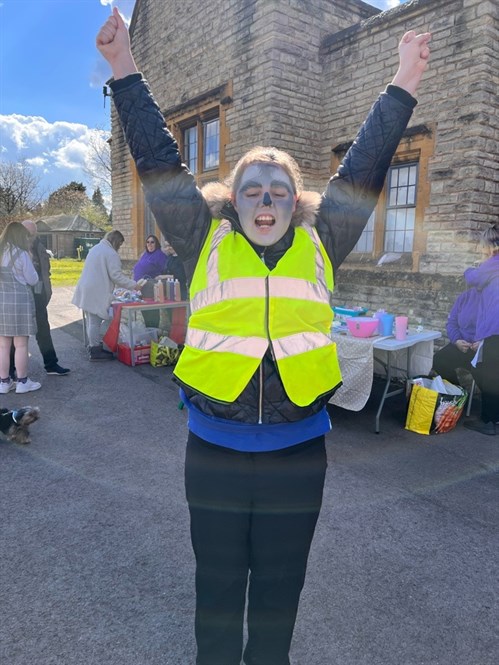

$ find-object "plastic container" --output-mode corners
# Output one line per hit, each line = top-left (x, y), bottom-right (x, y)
(346, 316), (379, 338)
(333, 306), (368, 318)
(117, 343), (151, 366)
(379, 313), (395, 336)
(395, 315), (409, 340)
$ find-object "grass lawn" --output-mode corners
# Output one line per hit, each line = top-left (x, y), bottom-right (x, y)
(50, 258), (84, 287)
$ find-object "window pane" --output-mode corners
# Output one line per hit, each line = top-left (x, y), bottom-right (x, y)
(203, 118), (219, 170)
(352, 210), (375, 253)
(384, 162), (418, 253)
(386, 209), (397, 230)
(184, 126), (198, 174)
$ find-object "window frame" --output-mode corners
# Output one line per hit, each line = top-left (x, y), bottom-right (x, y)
(333, 128), (434, 272)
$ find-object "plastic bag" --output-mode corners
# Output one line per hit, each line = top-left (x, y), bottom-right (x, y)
(150, 337), (181, 367)
(405, 376), (468, 435)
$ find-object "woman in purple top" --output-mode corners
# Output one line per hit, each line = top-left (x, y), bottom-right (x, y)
(133, 234), (168, 282)
(133, 234), (169, 328)
(432, 286), (481, 385)
(461, 225), (499, 435)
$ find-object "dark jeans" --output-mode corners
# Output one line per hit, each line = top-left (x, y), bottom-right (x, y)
(433, 337), (499, 422)
(432, 343), (476, 385)
(185, 432), (327, 665)
(479, 335), (499, 423)
(10, 292), (57, 374)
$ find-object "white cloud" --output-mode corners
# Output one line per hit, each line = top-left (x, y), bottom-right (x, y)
(0, 113), (110, 201)
(369, 0), (403, 9)
(26, 156), (48, 167)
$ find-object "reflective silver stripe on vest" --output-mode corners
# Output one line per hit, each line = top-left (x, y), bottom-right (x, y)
(301, 223), (331, 302)
(191, 275), (329, 311)
(185, 327), (268, 357)
(192, 277), (267, 311)
(272, 331), (334, 360)
(205, 219), (233, 292)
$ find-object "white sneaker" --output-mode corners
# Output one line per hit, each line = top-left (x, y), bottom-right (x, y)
(15, 378), (41, 394)
(0, 379), (15, 394)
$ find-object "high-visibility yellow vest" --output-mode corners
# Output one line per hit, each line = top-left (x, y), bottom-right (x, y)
(174, 219), (342, 407)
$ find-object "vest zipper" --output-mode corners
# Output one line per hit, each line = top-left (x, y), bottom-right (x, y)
(258, 250), (268, 425)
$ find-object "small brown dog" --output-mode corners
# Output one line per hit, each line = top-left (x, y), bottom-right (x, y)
(0, 407), (40, 445)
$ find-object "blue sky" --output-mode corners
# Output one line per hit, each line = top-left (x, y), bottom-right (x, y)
(0, 0), (405, 205)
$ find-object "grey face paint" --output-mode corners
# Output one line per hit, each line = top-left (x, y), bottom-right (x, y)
(233, 164), (297, 246)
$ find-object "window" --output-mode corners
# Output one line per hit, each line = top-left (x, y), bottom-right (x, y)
(384, 163), (418, 253)
(353, 162), (418, 255)
(339, 126), (433, 271)
(182, 116), (220, 176)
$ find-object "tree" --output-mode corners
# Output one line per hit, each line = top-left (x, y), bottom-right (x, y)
(44, 181), (90, 216)
(0, 160), (44, 224)
(83, 129), (112, 201)
(92, 187), (108, 215)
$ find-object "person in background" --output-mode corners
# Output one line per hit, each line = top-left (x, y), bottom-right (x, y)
(8, 220), (70, 378)
(72, 230), (140, 361)
(0, 222), (41, 394)
(133, 234), (169, 327)
(432, 285), (481, 385)
(133, 234), (168, 283)
(461, 224), (499, 435)
(162, 239), (188, 300)
(97, 9), (430, 664)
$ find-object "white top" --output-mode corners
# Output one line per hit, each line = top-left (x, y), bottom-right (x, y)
(0, 247), (39, 286)
(72, 239), (137, 319)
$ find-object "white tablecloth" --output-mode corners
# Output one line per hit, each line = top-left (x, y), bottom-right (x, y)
(329, 331), (438, 411)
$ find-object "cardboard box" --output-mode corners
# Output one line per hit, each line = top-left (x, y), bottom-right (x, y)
(117, 343), (151, 366)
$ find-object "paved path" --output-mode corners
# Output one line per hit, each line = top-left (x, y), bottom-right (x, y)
(1, 288), (498, 664)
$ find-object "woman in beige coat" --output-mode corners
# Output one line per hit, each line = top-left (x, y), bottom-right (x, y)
(72, 230), (139, 360)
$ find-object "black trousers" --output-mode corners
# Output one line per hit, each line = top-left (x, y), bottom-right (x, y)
(432, 343), (477, 385)
(9, 292), (57, 374)
(433, 337), (499, 422)
(185, 432), (327, 665)
(478, 335), (499, 423)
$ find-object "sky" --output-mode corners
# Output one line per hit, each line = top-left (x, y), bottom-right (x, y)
(0, 0), (406, 208)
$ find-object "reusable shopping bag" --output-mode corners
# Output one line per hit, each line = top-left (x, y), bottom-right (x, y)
(405, 376), (468, 435)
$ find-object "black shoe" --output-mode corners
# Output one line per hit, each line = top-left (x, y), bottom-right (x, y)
(46, 364), (71, 376)
(89, 346), (115, 361)
(463, 419), (496, 436)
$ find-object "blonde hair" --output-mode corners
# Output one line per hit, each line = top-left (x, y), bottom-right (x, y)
(226, 146), (303, 196)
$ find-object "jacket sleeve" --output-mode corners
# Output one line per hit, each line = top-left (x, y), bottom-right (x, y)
(446, 295), (463, 343)
(107, 252), (137, 291)
(110, 74), (211, 281)
(316, 85), (417, 272)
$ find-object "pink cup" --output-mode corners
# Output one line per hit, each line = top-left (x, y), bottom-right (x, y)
(395, 316), (408, 340)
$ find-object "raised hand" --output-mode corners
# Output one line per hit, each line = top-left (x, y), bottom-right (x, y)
(96, 7), (138, 79)
(391, 30), (431, 97)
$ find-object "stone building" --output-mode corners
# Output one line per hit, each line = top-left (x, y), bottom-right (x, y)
(109, 0), (499, 335)
(35, 214), (104, 258)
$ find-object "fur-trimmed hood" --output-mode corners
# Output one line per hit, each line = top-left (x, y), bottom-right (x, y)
(201, 181), (321, 227)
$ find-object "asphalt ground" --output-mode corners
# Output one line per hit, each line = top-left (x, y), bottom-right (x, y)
(1, 287), (498, 665)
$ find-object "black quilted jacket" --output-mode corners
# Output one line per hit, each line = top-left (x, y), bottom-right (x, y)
(110, 74), (416, 424)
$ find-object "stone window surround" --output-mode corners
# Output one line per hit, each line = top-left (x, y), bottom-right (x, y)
(332, 124), (435, 273)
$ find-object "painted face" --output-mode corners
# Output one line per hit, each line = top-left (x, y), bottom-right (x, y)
(233, 164), (297, 246)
